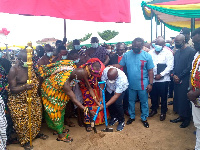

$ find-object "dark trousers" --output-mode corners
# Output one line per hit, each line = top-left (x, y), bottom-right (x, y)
(168, 78), (174, 98)
(105, 90), (125, 123)
(123, 89), (129, 112)
(150, 82), (169, 114)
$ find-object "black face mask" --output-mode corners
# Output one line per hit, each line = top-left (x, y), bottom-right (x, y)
(175, 43), (183, 49)
(132, 47), (141, 53)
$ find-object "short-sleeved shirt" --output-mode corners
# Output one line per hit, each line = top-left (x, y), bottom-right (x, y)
(119, 50), (154, 90)
(101, 66), (129, 94)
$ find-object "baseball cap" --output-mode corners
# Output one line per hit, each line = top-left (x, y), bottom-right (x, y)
(180, 28), (190, 35)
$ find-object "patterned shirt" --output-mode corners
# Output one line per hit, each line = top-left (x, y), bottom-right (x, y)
(101, 66), (129, 94)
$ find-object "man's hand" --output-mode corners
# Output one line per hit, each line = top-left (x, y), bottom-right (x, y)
(155, 74), (162, 80)
(25, 84), (34, 90)
(173, 75), (180, 83)
(146, 84), (152, 93)
(99, 104), (104, 112)
(89, 110), (96, 117)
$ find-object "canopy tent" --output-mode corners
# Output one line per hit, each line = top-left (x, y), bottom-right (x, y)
(106, 33), (132, 45)
(141, 0), (200, 32)
(80, 32), (107, 47)
(0, 0), (131, 23)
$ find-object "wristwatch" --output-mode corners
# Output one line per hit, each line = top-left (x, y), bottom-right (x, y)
(149, 83), (153, 86)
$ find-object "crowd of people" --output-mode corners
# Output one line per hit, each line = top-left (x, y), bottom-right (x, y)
(1, 27), (200, 149)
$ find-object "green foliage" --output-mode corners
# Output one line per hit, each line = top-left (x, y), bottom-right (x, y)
(79, 33), (92, 42)
(67, 33), (92, 49)
(98, 30), (119, 41)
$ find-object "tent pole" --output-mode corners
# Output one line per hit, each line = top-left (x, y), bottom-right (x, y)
(151, 9), (153, 43)
(156, 17), (158, 38)
(63, 19), (67, 45)
(161, 22), (163, 37)
(164, 25), (165, 40)
(191, 18), (195, 34)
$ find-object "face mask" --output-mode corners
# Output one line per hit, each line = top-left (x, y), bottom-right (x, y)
(23, 62), (28, 67)
(74, 45), (80, 50)
(74, 58), (80, 64)
(46, 52), (53, 57)
(108, 80), (116, 84)
(175, 43), (183, 49)
(107, 49), (112, 53)
(154, 45), (163, 52)
(165, 43), (170, 47)
(62, 55), (67, 60)
(132, 47), (141, 53)
(91, 43), (98, 48)
(82, 48), (86, 51)
(0, 52), (3, 58)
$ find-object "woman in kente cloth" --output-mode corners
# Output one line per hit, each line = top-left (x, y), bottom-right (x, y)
(39, 60), (96, 142)
(0, 65), (17, 145)
(79, 58), (108, 132)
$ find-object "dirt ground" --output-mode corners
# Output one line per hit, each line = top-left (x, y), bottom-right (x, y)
(7, 98), (196, 150)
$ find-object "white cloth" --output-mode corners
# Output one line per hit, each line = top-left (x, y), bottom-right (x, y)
(101, 66), (129, 94)
(192, 102), (200, 150)
(0, 96), (7, 150)
(149, 48), (174, 83)
(192, 52), (200, 78)
(72, 84), (83, 109)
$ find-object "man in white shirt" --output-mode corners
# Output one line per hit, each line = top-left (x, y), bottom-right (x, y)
(149, 37), (174, 121)
(100, 66), (129, 131)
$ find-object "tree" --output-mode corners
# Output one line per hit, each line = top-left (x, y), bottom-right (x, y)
(66, 33), (92, 49)
(98, 30), (119, 41)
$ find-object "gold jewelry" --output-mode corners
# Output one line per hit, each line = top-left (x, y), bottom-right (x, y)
(93, 96), (97, 99)
(84, 107), (89, 116)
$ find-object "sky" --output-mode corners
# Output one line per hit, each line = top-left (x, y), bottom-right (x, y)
(0, 0), (178, 47)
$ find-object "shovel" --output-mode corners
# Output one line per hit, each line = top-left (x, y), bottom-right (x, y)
(90, 101), (102, 133)
(98, 81), (113, 132)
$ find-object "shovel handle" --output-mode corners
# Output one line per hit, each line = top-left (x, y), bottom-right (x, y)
(93, 101), (102, 122)
(98, 81), (106, 91)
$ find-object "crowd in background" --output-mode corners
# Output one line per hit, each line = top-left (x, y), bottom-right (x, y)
(1, 27), (200, 149)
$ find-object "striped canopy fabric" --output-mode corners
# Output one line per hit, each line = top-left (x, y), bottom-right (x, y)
(141, 0), (200, 31)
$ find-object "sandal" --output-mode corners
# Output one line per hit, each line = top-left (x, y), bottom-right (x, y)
(56, 134), (73, 143)
(36, 133), (49, 140)
(53, 129), (70, 135)
(23, 142), (33, 150)
(85, 124), (92, 132)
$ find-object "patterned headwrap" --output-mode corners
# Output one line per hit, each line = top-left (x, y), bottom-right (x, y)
(79, 58), (105, 78)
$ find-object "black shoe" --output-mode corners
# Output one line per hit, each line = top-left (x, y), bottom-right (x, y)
(180, 120), (190, 128)
(149, 110), (157, 117)
(160, 114), (166, 121)
(168, 101), (173, 105)
(117, 121), (125, 131)
(126, 118), (135, 125)
(170, 117), (184, 123)
(141, 120), (149, 128)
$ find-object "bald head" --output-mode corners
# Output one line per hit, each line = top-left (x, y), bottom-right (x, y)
(107, 68), (118, 81)
(156, 37), (165, 46)
(18, 50), (27, 62)
(175, 34), (185, 49)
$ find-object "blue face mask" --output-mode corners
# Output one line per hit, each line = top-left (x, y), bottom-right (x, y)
(0, 52), (3, 58)
(165, 43), (170, 47)
(74, 58), (80, 64)
(91, 43), (98, 48)
(74, 45), (80, 50)
(153, 44), (163, 52)
(62, 55), (68, 60)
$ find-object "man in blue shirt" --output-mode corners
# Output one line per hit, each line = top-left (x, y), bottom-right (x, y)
(114, 38), (154, 128)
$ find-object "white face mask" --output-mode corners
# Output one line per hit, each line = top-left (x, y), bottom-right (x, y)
(46, 52), (53, 57)
(0, 52), (3, 58)
(62, 55), (68, 60)
(107, 49), (112, 53)
(74, 58), (80, 63)
(74, 45), (80, 50)
(91, 43), (98, 48)
(108, 80), (116, 84)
